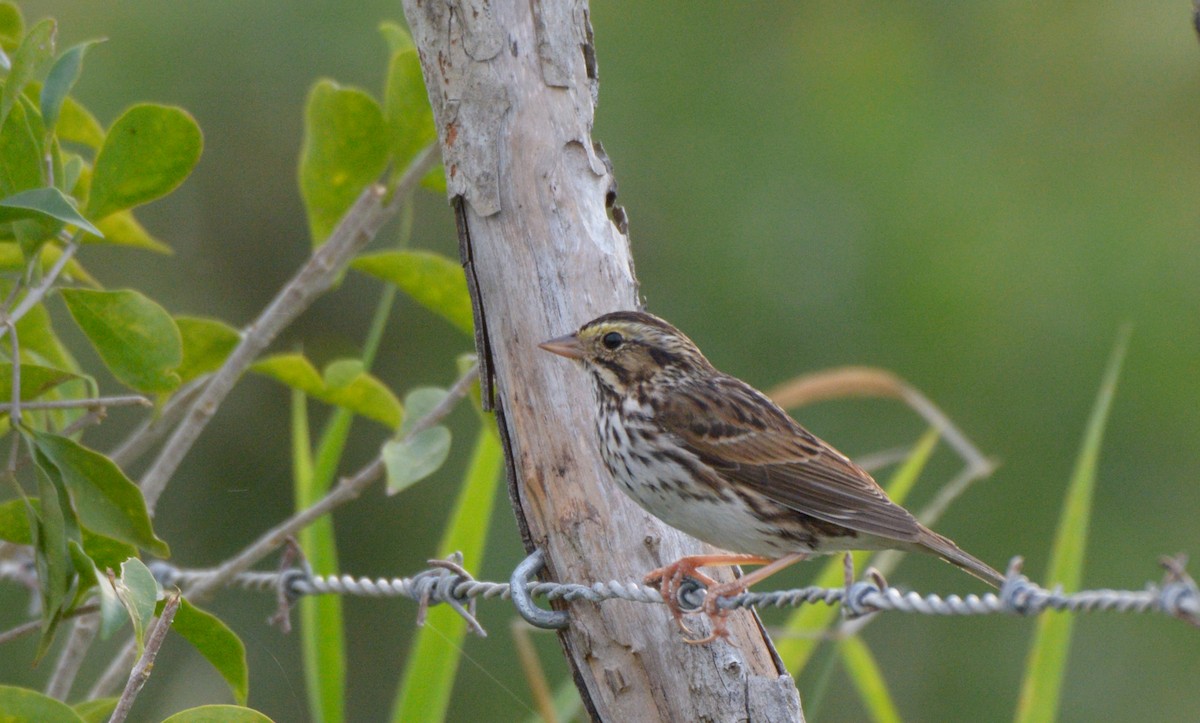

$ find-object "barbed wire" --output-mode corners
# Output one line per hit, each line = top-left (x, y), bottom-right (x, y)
(124, 551), (1200, 638)
(2, 551), (1196, 640)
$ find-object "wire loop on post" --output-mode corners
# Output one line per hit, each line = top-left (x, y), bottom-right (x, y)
(510, 549), (569, 630)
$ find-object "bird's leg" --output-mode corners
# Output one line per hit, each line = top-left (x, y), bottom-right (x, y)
(645, 554), (780, 642)
(644, 555), (756, 637)
(690, 552), (810, 644)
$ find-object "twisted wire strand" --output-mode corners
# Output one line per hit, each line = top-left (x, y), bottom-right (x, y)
(130, 554), (1200, 636)
(1, 554), (1192, 637)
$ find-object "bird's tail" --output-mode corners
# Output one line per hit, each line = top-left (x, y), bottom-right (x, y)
(916, 527), (1005, 587)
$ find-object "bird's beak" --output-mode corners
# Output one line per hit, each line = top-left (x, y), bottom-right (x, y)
(539, 333), (584, 360)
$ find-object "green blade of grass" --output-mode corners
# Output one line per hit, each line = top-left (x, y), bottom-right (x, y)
(295, 284), (398, 722)
(391, 422), (504, 723)
(1015, 327), (1130, 723)
(840, 635), (903, 723)
(775, 427), (940, 671)
(295, 403), (350, 723)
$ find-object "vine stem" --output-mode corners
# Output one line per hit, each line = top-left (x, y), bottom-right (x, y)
(138, 145), (437, 514)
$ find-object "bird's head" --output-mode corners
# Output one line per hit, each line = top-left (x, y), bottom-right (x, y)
(539, 310), (712, 395)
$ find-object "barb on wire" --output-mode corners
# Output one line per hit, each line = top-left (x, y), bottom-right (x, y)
(122, 552), (1200, 639)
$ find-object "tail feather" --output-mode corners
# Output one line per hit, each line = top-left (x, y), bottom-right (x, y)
(916, 528), (1004, 587)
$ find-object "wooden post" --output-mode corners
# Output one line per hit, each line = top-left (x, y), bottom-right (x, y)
(401, 1), (803, 719)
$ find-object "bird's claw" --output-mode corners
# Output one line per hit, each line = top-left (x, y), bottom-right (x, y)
(644, 559), (722, 641)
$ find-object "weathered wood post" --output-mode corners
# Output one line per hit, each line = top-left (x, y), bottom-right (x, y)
(401, 2), (803, 719)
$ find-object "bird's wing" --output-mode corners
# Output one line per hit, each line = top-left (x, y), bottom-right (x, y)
(660, 375), (923, 542)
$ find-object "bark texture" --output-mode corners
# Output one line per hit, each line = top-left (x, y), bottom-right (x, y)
(400, 1), (803, 720)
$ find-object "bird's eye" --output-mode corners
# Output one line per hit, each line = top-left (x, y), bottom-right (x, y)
(601, 331), (624, 350)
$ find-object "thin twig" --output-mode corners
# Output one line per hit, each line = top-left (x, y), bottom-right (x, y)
(108, 593), (181, 723)
(138, 145), (438, 514)
(0, 395), (152, 412)
(0, 604), (100, 646)
(768, 366), (994, 480)
(0, 618), (41, 646)
(90, 148), (438, 698)
(5, 431), (18, 477)
(853, 445), (915, 474)
(0, 234), (82, 342)
(894, 383), (995, 480)
(59, 408), (109, 437)
(185, 362), (477, 602)
(839, 454), (998, 640)
(90, 363), (477, 697)
(109, 378), (207, 468)
(44, 612), (99, 700)
(7, 320), (20, 429)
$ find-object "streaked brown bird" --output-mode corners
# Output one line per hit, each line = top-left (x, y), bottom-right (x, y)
(540, 310), (1003, 643)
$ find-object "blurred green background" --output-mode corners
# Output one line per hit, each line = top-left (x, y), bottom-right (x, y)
(3, 1), (1199, 721)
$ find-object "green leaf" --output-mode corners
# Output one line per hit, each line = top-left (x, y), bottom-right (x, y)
(383, 427), (451, 495)
(93, 560), (127, 640)
(87, 209), (172, 252)
(167, 598), (250, 705)
(775, 428), (940, 672)
(0, 362), (78, 403)
(840, 636), (903, 723)
(160, 705), (273, 723)
(379, 21), (415, 54)
(61, 152), (84, 193)
(252, 353), (401, 428)
(0, 101), (49, 247)
(15, 296), (81, 373)
(457, 352), (484, 416)
(1016, 328), (1129, 723)
(298, 80), (389, 245)
(392, 424), (503, 722)
(175, 316), (240, 383)
(114, 557), (159, 652)
(0, 501), (128, 569)
(351, 251), (472, 336)
(57, 95), (104, 149)
(323, 365), (400, 427)
(384, 47), (436, 171)
(31, 429), (170, 557)
(0, 2), (24, 52)
(0, 18), (55, 128)
(73, 698), (118, 723)
(61, 287), (182, 394)
(3, 104), (59, 253)
(80, 528), (138, 572)
(421, 164), (447, 194)
(323, 358), (363, 388)
(0, 498), (31, 542)
(253, 352), (321, 390)
(0, 242), (98, 286)
(41, 40), (101, 131)
(0, 94), (44, 197)
(399, 387), (446, 435)
(0, 187), (102, 236)
(29, 458), (74, 657)
(0, 685), (84, 723)
(86, 103), (202, 221)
